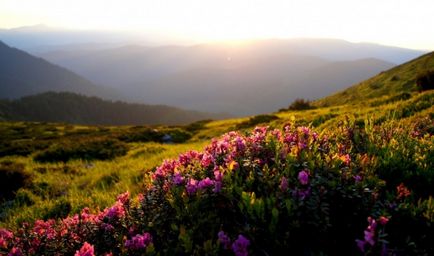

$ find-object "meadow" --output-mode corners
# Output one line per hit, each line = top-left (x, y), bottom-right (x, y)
(0, 89), (433, 255)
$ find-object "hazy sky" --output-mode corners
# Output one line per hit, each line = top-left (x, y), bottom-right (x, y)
(1, 0), (433, 50)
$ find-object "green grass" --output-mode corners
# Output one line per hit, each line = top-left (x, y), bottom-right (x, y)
(1, 90), (432, 228)
(315, 51), (434, 107)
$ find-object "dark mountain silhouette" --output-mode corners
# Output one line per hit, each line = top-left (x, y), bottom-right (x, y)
(0, 92), (228, 125)
(0, 40), (121, 99)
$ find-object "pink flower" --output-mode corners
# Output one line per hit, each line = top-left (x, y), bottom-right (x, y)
(75, 242), (94, 256)
(116, 191), (130, 204)
(340, 154), (351, 166)
(214, 170), (223, 181)
(8, 247), (22, 256)
(379, 216), (389, 225)
(104, 201), (125, 220)
(0, 229), (13, 249)
(298, 170), (309, 185)
(125, 233), (152, 251)
(201, 153), (213, 168)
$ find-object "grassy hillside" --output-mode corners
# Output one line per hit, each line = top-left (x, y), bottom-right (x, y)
(0, 92), (228, 125)
(0, 53), (433, 255)
(315, 51), (434, 107)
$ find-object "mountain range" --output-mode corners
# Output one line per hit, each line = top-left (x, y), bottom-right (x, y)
(0, 26), (429, 119)
(0, 41), (121, 99)
(36, 38), (427, 115)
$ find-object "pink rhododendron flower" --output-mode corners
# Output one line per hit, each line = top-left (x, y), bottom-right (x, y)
(8, 247), (22, 256)
(75, 242), (94, 256)
(298, 170), (309, 185)
(104, 201), (125, 220)
(0, 229), (13, 249)
(116, 191), (130, 204)
(125, 233), (152, 251)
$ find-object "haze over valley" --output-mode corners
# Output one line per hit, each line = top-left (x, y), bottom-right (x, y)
(1, 25), (427, 116)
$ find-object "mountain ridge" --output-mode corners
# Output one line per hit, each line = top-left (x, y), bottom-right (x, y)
(0, 92), (229, 125)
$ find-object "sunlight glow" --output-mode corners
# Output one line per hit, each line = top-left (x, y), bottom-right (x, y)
(0, 0), (433, 49)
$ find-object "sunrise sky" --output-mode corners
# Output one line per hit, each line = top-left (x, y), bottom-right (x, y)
(1, 0), (433, 50)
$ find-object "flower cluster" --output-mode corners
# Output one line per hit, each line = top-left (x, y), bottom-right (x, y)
(218, 231), (250, 256)
(1, 121), (433, 255)
(125, 233), (152, 251)
(0, 191), (153, 255)
(356, 216), (389, 255)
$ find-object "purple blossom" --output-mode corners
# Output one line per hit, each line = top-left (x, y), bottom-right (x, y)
(293, 188), (311, 200)
(364, 230), (375, 246)
(356, 216), (388, 253)
(298, 170), (309, 185)
(356, 239), (366, 252)
(234, 136), (246, 152)
(172, 172), (185, 185)
(186, 178), (198, 195)
(232, 235), (250, 256)
(75, 242), (94, 256)
(125, 233), (152, 251)
(213, 181), (222, 193)
(101, 223), (114, 232)
(198, 177), (214, 190)
(218, 231), (231, 249)
(354, 175), (362, 183)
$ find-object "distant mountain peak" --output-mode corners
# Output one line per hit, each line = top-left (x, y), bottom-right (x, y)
(9, 24), (51, 31)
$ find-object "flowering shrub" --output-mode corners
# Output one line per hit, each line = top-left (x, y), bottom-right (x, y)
(0, 121), (433, 255)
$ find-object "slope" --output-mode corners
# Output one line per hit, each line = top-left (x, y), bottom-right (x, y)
(315, 51), (434, 107)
